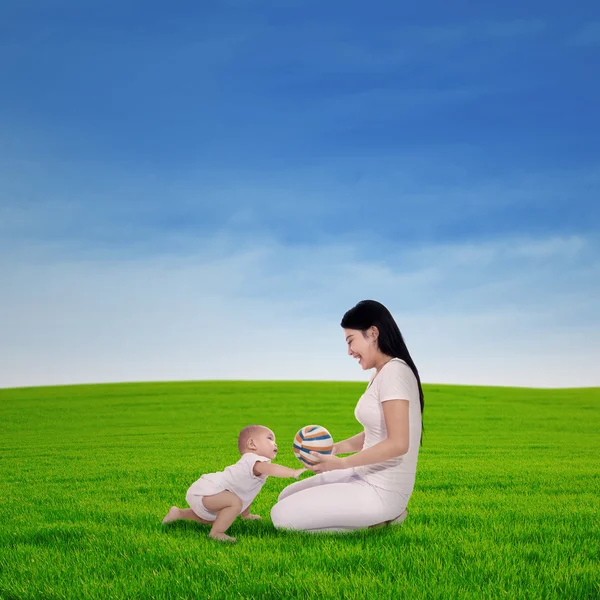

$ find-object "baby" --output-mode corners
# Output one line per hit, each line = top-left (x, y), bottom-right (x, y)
(162, 424), (306, 542)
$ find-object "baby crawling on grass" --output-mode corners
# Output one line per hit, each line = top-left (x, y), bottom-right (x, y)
(162, 425), (306, 543)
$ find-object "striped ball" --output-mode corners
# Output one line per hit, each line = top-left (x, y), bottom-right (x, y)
(293, 425), (334, 467)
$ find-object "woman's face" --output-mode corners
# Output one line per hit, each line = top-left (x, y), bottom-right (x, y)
(344, 327), (377, 370)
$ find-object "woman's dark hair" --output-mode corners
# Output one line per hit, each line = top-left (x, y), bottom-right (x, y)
(341, 299), (424, 441)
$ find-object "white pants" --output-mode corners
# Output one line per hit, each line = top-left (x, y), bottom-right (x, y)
(270, 468), (408, 532)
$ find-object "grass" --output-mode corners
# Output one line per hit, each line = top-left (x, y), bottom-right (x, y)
(0, 381), (598, 599)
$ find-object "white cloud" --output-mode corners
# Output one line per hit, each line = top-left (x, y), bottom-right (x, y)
(1, 128), (598, 390)
(410, 235), (587, 266)
(508, 236), (586, 260)
(1, 232), (598, 389)
(414, 19), (546, 44)
(568, 22), (600, 47)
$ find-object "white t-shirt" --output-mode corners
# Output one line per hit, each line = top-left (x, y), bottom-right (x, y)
(187, 452), (271, 511)
(353, 358), (422, 495)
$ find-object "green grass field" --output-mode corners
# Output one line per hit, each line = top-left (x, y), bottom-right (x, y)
(1, 381), (598, 600)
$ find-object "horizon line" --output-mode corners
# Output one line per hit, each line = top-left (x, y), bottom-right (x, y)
(1, 379), (598, 392)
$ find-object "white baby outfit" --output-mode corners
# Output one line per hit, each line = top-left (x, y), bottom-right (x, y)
(186, 452), (271, 521)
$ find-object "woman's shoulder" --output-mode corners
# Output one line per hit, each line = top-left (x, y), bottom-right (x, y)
(377, 358), (417, 387)
(384, 358), (414, 376)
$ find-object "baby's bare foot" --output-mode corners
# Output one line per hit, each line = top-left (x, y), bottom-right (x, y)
(209, 532), (237, 543)
(162, 506), (180, 524)
(242, 514), (261, 520)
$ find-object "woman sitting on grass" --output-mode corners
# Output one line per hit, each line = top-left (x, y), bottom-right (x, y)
(270, 299), (425, 533)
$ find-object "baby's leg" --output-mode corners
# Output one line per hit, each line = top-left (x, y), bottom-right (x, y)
(201, 491), (243, 543)
(162, 507), (212, 525)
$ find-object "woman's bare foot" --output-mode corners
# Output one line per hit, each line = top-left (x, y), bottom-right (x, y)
(209, 532), (237, 543)
(162, 506), (181, 524)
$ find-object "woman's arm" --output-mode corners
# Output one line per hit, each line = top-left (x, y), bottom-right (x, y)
(339, 400), (409, 469)
(333, 431), (365, 455)
(341, 400), (409, 468)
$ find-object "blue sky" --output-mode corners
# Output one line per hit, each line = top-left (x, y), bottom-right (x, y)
(1, 0), (599, 388)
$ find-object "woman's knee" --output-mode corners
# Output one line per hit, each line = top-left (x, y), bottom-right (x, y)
(277, 484), (299, 503)
(276, 479), (306, 503)
(270, 501), (287, 529)
(270, 500), (298, 530)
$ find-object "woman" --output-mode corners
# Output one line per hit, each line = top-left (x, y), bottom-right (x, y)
(270, 300), (424, 532)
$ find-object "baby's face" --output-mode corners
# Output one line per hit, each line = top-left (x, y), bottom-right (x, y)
(254, 428), (278, 459)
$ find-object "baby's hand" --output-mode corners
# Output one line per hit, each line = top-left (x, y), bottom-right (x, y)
(294, 468), (307, 479)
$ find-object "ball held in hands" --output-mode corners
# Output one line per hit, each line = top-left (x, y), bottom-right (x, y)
(293, 425), (334, 467)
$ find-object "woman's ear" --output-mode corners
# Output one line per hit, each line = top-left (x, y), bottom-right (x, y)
(370, 326), (379, 342)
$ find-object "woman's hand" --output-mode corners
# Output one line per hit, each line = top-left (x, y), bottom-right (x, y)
(308, 452), (345, 474)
